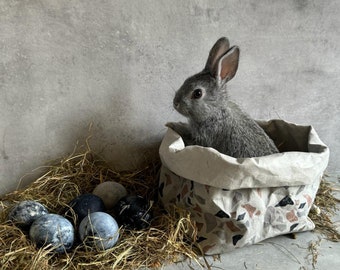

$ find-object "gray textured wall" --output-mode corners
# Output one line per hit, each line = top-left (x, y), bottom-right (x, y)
(1, 0), (339, 195)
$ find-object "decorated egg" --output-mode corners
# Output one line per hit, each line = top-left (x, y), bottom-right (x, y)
(79, 212), (119, 250)
(66, 194), (105, 222)
(8, 200), (49, 227)
(92, 181), (127, 210)
(29, 214), (74, 253)
(114, 195), (153, 230)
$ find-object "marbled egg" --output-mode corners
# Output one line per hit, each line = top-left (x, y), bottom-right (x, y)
(79, 212), (119, 250)
(8, 200), (49, 227)
(114, 195), (153, 230)
(66, 193), (105, 222)
(92, 181), (127, 209)
(29, 214), (74, 253)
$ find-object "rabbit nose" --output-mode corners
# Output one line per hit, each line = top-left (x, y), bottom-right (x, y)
(173, 100), (179, 109)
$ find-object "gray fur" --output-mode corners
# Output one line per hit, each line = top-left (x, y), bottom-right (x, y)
(166, 37), (279, 158)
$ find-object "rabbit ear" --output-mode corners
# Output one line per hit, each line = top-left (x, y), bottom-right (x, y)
(217, 46), (240, 84)
(204, 37), (230, 74)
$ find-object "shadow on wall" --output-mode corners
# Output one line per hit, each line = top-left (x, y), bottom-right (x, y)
(14, 117), (162, 195)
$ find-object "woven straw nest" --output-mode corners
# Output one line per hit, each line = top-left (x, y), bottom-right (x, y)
(0, 142), (339, 270)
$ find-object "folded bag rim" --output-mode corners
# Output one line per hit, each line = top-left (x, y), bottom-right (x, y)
(159, 119), (329, 190)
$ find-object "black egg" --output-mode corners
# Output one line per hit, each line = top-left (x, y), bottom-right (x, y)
(66, 194), (105, 222)
(114, 195), (153, 230)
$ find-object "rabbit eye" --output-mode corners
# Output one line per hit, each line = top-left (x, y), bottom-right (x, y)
(191, 89), (203, 99)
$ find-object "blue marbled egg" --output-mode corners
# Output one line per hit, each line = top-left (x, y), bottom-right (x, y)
(79, 212), (119, 250)
(8, 200), (49, 227)
(29, 214), (74, 253)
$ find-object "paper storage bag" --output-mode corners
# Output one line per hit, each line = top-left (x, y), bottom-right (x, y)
(159, 120), (329, 254)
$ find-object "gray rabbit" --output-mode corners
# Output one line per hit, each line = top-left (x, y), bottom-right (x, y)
(166, 37), (279, 158)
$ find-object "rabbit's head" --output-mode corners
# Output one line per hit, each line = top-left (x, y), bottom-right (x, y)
(173, 37), (239, 122)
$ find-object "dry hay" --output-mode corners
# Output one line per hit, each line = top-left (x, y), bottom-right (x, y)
(0, 143), (202, 270)
(309, 178), (340, 242)
(307, 237), (322, 269)
(0, 142), (339, 270)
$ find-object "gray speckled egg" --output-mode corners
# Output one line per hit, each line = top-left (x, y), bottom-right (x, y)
(8, 200), (49, 227)
(29, 214), (74, 253)
(79, 212), (119, 250)
(93, 181), (127, 210)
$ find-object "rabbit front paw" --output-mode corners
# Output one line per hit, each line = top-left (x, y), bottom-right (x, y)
(166, 122), (193, 145)
(166, 122), (187, 134)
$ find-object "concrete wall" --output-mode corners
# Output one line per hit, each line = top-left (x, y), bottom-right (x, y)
(1, 0), (339, 195)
